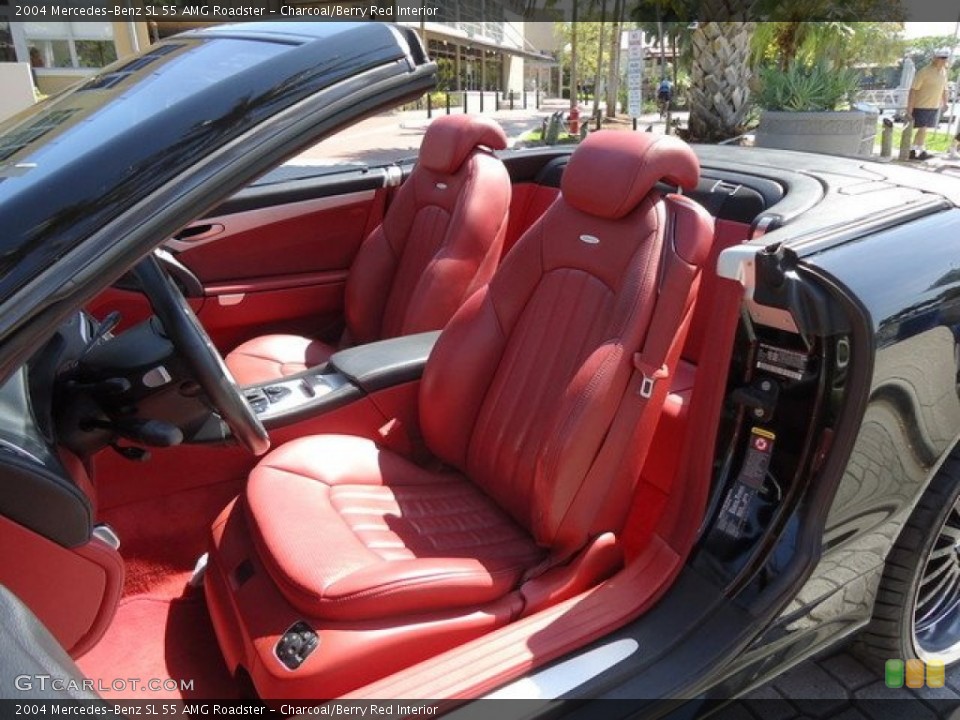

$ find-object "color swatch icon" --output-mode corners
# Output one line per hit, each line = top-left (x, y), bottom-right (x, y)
(906, 659), (924, 688)
(885, 659), (904, 688)
(928, 659), (946, 688)
(885, 658), (946, 688)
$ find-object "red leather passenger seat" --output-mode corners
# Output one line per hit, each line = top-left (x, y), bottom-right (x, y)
(225, 114), (511, 385)
(205, 131), (714, 698)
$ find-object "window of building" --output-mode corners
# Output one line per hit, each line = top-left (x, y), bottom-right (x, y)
(23, 22), (117, 71)
(0, 22), (16, 63)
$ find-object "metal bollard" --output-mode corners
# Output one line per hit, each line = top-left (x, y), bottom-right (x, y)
(880, 117), (893, 158)
(463, 91), (468, 114)
(480, 91), (484, 113)
(510, 90), (515, 111)
(445, 92), (451, 115)
(545, 112), (562, 145)
(899, 119), (913, 161)
(426, 92), (432, 119)
(633, 117), (637, 131)
(523, 91), (527, 110)
(536, 88), (540, 109)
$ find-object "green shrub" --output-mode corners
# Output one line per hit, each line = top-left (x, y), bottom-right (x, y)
(756, 61), (861, 112)
(429, 91), (462, 108)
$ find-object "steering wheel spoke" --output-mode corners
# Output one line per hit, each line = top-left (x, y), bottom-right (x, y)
(132, 255), (270, 456)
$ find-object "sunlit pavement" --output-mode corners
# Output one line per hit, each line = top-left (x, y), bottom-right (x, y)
(713, 647), (960, 718)
(286, 99), (682, 167)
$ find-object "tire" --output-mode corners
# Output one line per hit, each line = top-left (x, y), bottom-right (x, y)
(857, 450), (960, 667)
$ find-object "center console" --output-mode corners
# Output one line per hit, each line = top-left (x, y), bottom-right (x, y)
(241, 331), (440, 429)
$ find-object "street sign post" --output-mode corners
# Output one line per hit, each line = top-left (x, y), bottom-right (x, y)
(627, 29), (644, 123)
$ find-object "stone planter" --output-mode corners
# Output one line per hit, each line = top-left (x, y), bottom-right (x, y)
(755, 109), (878, 157)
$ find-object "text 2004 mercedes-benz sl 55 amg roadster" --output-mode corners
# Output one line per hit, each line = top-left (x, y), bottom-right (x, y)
(2, 21), (960, 716)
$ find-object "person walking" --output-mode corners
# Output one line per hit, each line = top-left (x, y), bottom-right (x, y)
(907, 48), (951, 161)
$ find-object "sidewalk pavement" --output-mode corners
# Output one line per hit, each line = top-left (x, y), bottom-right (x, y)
(719, 646), (960, 719)
(289, 104), (552, 167)
(288, 99), (682, 167)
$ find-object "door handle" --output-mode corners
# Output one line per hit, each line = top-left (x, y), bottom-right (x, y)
(173, 223), (225, 242)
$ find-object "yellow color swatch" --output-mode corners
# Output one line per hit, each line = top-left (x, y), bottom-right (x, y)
(927, 659), (946, 688)
(905, 658), (924, 688)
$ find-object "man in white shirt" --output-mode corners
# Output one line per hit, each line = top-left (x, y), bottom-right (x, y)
(907, 48), (950, 161)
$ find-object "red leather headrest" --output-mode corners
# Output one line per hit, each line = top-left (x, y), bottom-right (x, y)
(418, 114), (508, 175)
(562, 131), (700, 219)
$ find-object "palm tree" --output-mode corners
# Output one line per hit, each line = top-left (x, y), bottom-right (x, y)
(751, 21), (904, 69)
(688, 21), (756, 142)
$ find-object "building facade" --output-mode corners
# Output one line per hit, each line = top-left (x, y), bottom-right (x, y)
(1, 20), (148, 95)
(0, 4), (554, 108)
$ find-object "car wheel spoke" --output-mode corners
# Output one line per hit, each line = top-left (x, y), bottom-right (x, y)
(922, 558), (955, 587)
(917, 563), (960, 629)
(919, 592), (960, 635)
(940, 506), (960, 542)
(919, 562), (959, 610)
(928, 545), (956, 560)
(940, 521), (960, 541)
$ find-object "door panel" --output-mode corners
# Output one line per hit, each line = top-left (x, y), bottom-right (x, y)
(89, 166), (392, 351)
(171, 182), (386, 349)
(180, 169), (391, 348)
(194, 277), (346, 352)
(171, 190), (377, 283)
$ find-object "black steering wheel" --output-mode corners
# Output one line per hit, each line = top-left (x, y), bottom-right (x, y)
(133, 254), (270, 456)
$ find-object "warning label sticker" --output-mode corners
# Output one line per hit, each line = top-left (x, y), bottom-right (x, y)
(716, 427), (776, 539)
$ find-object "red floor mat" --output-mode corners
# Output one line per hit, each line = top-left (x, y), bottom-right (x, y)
(78, 480), (246, 699)
(100, 479), (241, 597)
(78, 588), (240, 700)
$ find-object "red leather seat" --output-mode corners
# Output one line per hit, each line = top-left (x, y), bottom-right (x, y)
(246, 435), (545, 620)
(225, 114), (511, 385)
(206, 131), (714, 697)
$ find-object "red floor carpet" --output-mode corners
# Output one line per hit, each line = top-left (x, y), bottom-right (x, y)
(78, 480), (245, 700)
(77, 588), (241, 700)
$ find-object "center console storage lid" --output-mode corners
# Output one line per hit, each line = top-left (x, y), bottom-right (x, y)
(329, 331), (440, 394)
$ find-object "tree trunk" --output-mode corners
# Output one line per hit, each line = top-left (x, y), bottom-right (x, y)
(688, 21), (756, 142)
(592, 0), (607, 119)
(776, 22), (803, 70)
(570, 3), (579, 110)
(671, 31), (679, 87)
(604, 0), (623, 119)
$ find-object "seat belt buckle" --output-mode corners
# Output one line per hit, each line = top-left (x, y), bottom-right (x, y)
(633, 354), (669, 399)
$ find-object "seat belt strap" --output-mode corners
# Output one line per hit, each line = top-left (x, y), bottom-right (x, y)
(542, 204), (705, 565)
(631, 230), (700, 401)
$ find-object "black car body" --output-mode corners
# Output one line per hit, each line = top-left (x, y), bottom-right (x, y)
(2, 21), (960, 714)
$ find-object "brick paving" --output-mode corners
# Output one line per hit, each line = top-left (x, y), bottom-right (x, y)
(714, 648), (960, 719)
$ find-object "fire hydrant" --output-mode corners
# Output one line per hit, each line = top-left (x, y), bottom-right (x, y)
(568, 105), (581, 136)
